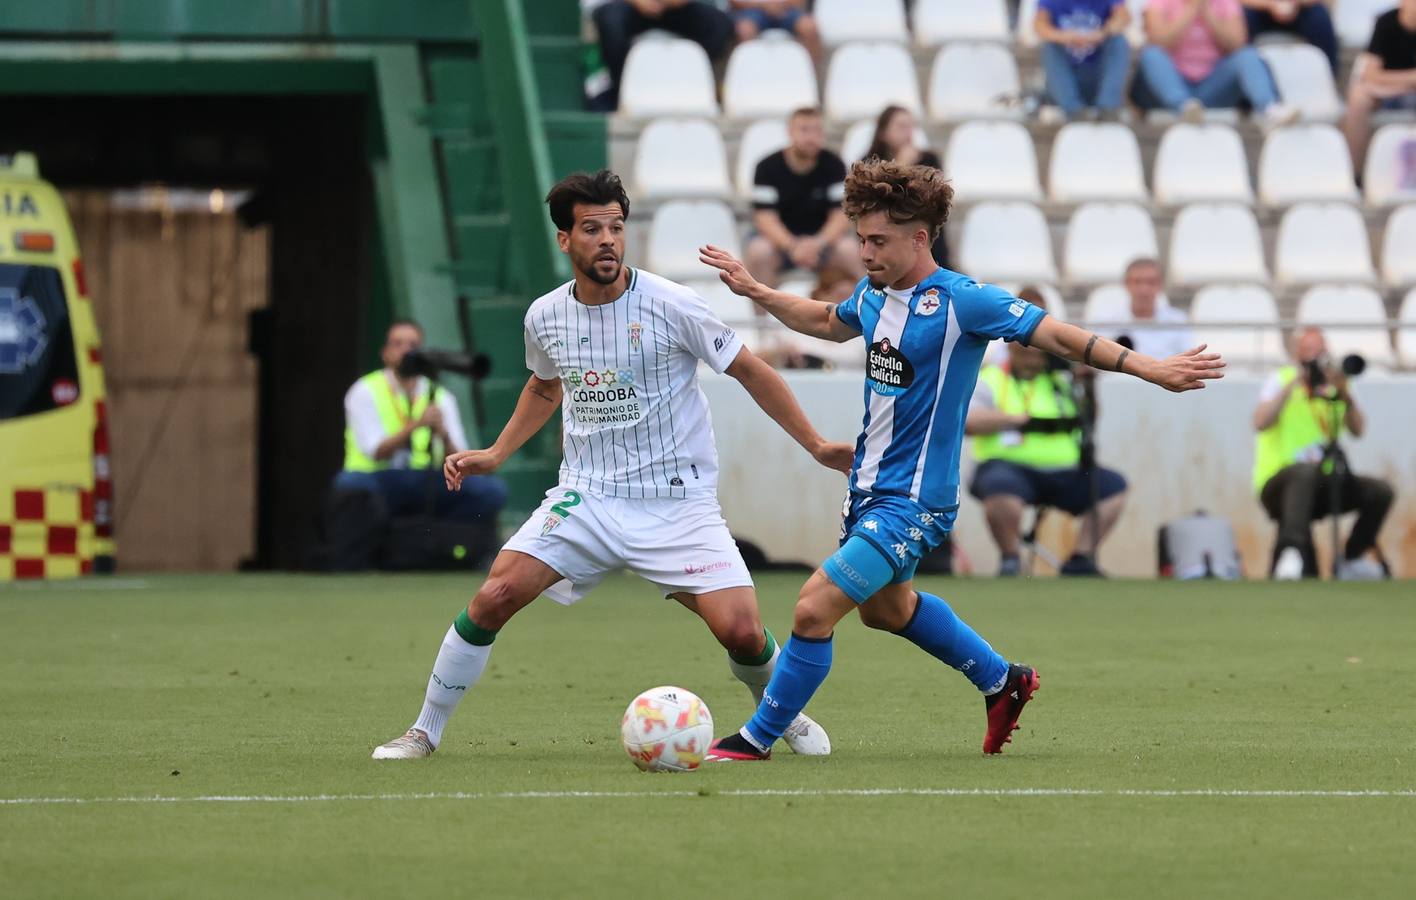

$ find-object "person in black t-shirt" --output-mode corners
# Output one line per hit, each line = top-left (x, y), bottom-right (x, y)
(745, 107), (861, 288)
(1343, 0), (1416, 170)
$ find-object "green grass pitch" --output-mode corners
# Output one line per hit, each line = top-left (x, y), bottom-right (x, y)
(2, 573), (1414, 898)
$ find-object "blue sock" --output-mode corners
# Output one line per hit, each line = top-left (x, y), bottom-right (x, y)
(896, 591), (1009, 693)
(743, 633), (833, 751)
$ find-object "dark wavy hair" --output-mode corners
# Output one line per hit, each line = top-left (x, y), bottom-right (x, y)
(843, 159), (955, 240)
(865, 105), (910, 163)
(545, 169), (630, 231)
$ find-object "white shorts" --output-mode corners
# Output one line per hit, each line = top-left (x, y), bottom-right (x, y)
(502, 486), (754, 605)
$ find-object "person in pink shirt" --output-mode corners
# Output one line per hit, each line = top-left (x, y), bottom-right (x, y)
(1135, 0), (1297, 126)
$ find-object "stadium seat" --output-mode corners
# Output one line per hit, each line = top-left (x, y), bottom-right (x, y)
(1257, 124), (1358, 207)
(1189, 284), (1285, 367)
(735, 118), (789, 200)
(1083, 283), (1145, 325)
(825, 42), (922, 122)
(687, 279), (758, 325)
(1258, 45), (1343, 121)
(1168, 203), (1269, 286)
(815, 0), (908, 45)
(1381, 205), (1416, 288)
(722, 36), (818, 119)
(618, 38), (718, 117)
(1362, 124), (1416, 207)
(633, 118), (730, 199)
(944, 121), (1042, 202)
(1295, 285), (1394, 367)
(1274, 202), (1376, 286)
(1063, 203), (1158, 285)
(1153, 123), (1252, 206)
(841, 117), (928, 167)
(1016, 0), (1041, 47)
(912, 0), (1009, 46)
(1048, 123), (1147, 203)
(1398, 288), (1416, 368)
(777, 276), (817, 299)
(1335, 0), (1389, 48)
(959, 202), (1058, 284)
(926, 42), (1023, 122)
(647, 201), (740, 282)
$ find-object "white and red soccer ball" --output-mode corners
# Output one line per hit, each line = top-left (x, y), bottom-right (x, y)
(620, 686), (713, 772)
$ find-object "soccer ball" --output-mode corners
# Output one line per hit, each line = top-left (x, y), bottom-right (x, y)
(620, 685), (713, 772)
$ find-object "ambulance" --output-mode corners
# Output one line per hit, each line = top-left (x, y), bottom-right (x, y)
(0, 152), (114, 580)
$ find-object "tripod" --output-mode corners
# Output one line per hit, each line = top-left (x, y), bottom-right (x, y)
(1319, 394), (1347, 579)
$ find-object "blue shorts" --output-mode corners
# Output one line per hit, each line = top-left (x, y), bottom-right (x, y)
(733, 8), (804, 32)
(822, 492), (956, 604)
(968, 459), (1126, 516)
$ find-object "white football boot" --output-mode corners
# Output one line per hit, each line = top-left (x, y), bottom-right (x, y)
(1272, 547), (1304, 581)
(371, 728), (435, 760)
(782, 713), (831, 756)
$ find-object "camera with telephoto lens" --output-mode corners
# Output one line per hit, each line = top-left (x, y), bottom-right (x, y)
(397, 347), (492, 381)
(1304, 352), (1365, 390)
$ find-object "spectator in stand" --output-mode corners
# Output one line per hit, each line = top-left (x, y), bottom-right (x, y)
(746, 107), (861, 288)
(860, 105), (950, 268)
(729, 1), (823, 64)
(1342, 0), (1416, 171)
(1035, 0), (1134, 121)
(583, 0), (733, 111)
(1239, 1), (1339, 74)
(1107, 258), (1196, 359)
(1134, 0), (1298, 126)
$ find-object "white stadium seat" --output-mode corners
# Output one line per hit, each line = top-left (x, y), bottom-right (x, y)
(1335, 0), (1390, 48)
(1048, 123), (1147, 203)
(1258, 124), (1358, 206)
(912, 0), (1009, 46)
(722, 36), (817, 119)
(1381, 205), (1416, 288)
(1016, 0), (1041, 47)
(1399, 288), (1416, 368)
(1189, 284), (1285, 367)
(1296, 285), (1394, 367)
(687, 279), (758, 326)
(1063, 203), (1158, 284)
(735, 118), (789, 200)
(1362, 124), (1416, 207)
(619, 38), (718, 117)
(1168, 203), (1269, 286)
(825, 42), (922, 122)
(944, 120), (1042, 202)
(633, 118), (730, 199)
(841, 116), (928, 166)
(959, 202), (1058, 284)
(927, 42), (1022, 122)
(815, 0), (908, 45)
(1258, 44), (1343, 122)
(1083, 284), (1137, 325)
(1274, 202), (1376, 286)
(647, 201), (739, 282)
(777, 277), (817, 300)
(1153, 123), (1252, 205)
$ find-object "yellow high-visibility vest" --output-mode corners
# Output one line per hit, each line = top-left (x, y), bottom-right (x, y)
(1252, 366), (1346, 493)
(971, 364), (1080, 469)
(342, 371), (433, 472)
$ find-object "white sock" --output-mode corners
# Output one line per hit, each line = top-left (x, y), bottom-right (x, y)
(411, 625), (492, 748)
(728, 640), (780, 704)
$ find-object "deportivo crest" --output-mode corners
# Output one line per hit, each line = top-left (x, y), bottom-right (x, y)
(916, 288), (941, 317)
(628, 321), (644, 351)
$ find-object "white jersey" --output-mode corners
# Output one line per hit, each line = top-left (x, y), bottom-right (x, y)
(523, 267), (743, 499)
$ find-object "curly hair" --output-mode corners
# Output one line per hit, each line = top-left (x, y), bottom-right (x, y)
(843, 159), (954, 240)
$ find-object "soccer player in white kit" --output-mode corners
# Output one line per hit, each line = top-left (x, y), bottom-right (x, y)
(373, 170), (852, 760)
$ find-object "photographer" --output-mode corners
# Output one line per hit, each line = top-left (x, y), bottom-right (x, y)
(1253, 327), (1392, 580)
(337, 319), (507, 525)
(965, 292), (1128, 577)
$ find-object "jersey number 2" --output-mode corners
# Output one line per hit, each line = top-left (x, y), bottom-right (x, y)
(550, 490), (582, 518)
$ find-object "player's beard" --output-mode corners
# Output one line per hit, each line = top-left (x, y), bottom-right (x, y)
(582, 251), (623, 285)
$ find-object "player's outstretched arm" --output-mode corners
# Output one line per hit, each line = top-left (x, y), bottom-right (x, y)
(444, 374), (562, 490)
(698, 244), (860, 343)
(1028, 316), (1225, 393)
(725, 347), (854, 474)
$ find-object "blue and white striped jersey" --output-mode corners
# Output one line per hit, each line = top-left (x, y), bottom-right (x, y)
(833, 267), (1046, 512)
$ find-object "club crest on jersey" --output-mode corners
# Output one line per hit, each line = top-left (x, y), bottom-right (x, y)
(916, 289), (941, 317)
(628, 321), (644, 351)
(540, 515), (563, 536)
(867, 337), (915, 397)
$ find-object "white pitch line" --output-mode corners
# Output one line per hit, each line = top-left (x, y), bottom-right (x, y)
(3, 787), (1415, 806)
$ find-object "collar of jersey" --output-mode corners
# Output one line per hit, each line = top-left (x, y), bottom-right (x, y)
(569, 266), (636, 305)
(879, 266), (949, 302)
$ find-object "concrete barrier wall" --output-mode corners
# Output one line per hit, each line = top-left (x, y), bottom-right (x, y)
(702, 372), (1416, 579)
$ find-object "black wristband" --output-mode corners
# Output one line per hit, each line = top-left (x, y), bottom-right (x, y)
(1083, 334), (1098, 368)
(1114, 349), (1129, 374)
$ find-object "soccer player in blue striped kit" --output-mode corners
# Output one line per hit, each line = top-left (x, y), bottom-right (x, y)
(700, 159), (1225, 760)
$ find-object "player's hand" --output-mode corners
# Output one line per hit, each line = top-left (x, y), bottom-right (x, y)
(1150, 344), (1226, 393)
(699, 244), (765, 300)
(812, 440), (855, 475)
(443, 448), (503, 490)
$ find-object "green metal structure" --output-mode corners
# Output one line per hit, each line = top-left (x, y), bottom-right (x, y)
(0, 0), (607, 514)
